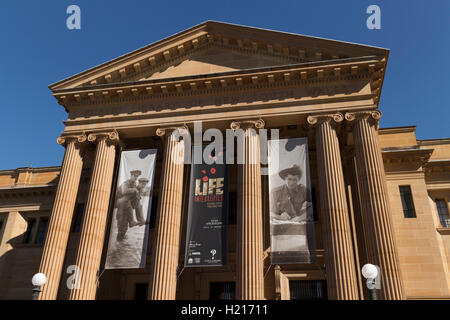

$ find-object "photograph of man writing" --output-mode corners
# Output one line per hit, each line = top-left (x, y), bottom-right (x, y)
(270, 164), (312, 223)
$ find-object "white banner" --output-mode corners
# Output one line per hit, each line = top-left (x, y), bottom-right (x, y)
(268, 138), (316, 264)
(105, 149), (157, 269)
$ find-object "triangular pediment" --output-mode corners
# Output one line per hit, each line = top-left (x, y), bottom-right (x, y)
(141, 45), (297, 81)
(49, 21), (389, 91)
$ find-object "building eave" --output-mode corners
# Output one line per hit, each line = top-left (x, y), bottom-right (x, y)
(49, 21), (389, 93)
(53, 55), (383, 108)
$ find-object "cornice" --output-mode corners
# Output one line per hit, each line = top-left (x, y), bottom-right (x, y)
(384, 171), (426, 181)
(426, 182), (450, 190)
(0, 184), (57, 200)
(0, 166), (61, 175)
(49, 21), (388, 92)
(0, 184), (57, 191)
(54, 57), (383, 110)
(382, 147), (434, 166)
(379, 126), (416, 135)
(425, 159), (450, 174)
(419, 139), (450, 146)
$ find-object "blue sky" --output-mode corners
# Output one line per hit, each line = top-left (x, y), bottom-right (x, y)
(0, 1), (449, 170)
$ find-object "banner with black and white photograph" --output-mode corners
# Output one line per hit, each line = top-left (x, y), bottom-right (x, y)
(268, 138), (316, 264)
(105, 149), (157, 269)
(184, 147), (228, 267)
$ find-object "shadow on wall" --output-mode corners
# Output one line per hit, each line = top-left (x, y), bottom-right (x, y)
(0, 225), (43, 300)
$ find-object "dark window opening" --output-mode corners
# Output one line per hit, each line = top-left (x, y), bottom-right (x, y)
(134, 283), (149, 300)
(228, 192), (237, 225)
(72, 203), (85, 232)
(24, 218), (37, 244)
(150, 196), (158, 229)
(35, 217), (49, 244)
(436, 199), (450, 228)
(311, 187), (318, 221)
(0, 220), (4, 241)
(399, 186), (416, 218)
(289, 280), (327, 300)
(210, 282), (235, 300)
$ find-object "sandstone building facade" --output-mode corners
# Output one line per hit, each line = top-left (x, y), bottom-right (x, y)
(0, 21), (449, 300)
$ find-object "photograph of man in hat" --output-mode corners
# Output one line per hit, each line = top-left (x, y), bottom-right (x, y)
(105, 149), (157, 269)
(270, 164), (312, 223)
(114, 169), (142, 241)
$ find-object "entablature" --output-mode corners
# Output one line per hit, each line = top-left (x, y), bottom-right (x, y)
(54, 56), (384, 111)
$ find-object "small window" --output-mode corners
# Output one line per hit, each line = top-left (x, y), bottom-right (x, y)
(0, 219), (4, 241)
(228, 192), (237, 225)
(72, 203), (85, 232)
(35, 218), (49, 244)
(289, 280), (327, 300)
(210, 282), (235, 300)
(399, 186), (416, 218)
(150, 196), (158, 229)
(134, 283), (149, 300)
(311, 188), (318, 221)
(24, 218), (37, 244)
(435, 199), (450, 228)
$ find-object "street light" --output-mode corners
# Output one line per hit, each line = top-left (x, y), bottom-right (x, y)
(31, 273), (46, 300)
(361, 264), (378, 300)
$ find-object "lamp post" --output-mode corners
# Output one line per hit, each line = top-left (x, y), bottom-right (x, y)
(31, 273), (46, 300)
(361, 264), (378, 300)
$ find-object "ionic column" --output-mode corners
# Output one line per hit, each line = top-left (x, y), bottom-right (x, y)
(307, 113), (359, 300)
(38, 134), (87, 300)
(345, 111), (405, 300)
(149, 126), (187, 300)
(68, 131), (119, 300)
(231, 119), (265, 300)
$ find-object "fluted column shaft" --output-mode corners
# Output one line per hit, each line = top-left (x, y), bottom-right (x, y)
(232, 119), (265, 300)
(68, 131), (119, 300)
(149, 127), (186, 300)
(308, 114), (359, 300)
(346, 111), (405, 300)
(38, 134), (86, 300)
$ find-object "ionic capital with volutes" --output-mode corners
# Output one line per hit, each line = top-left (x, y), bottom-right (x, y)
(57, 133), (88, 148)
(230, 119), (265, 131)
(156, 125), (189, 138)
(345, 110), (382, 126)
(307, 113), (344, 127)
(87, 130), (120, 146)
